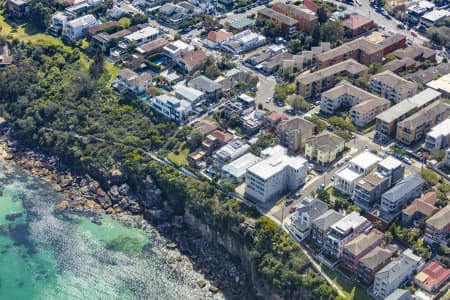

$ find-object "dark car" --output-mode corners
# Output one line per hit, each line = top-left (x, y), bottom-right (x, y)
(397, 23), (405, 29)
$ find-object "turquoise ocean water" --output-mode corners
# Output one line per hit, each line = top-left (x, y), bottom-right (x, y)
(0, 161), (205, 300)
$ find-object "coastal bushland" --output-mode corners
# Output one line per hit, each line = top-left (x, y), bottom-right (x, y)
(0, 41), (337, 299)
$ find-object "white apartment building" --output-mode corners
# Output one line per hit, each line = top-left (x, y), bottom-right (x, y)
(162, 40), (195, 60)
(118, 26), (159, 50)
(221, 30), (267, 54)
(323, 212), (371, 258)
(372, 249), (422, 299)
(334, 151), (382, 195)
(245, 145), (307, 202)
(62, 14), (96, 41)
(150, 94), (191, 124)
(424, 118), (450, 152)
(370, 71), (418, 103)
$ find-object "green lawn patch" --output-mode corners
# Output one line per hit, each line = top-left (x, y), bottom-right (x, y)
(167, 142), (190, 167)
(1, 12), (73, 52)
(322, 265), (371, 300)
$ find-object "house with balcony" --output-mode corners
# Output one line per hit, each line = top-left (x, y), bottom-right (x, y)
(402, 192), (439, 225)
(341, 229), (384, 272)
(323, 212), (371, 259)
(376, 156), (405, 188)
(424, 205), (450, 245)
(163, 40), (195, 60)
(357, 246), (395, 285)
(424, 118), (450, 152)
(177, 49), (208, 73)
(310, 209), (344, 246)
(414, 261), (450, 295)
(62, 14), (97, 41)
(334, 151), (382, 196)
(7, 0), (30, 17)
(291, 198), (328, 240)
(118, 27), (159, 51)
(112, 68), (152, 95)
(380, 174), (424, 221)
(150, 94), (192, 124)
(204, 29), (233, 49)
(353, 171), (390, 210)
(188, 76), (222, 102)
(221, 30), (267, 54)
(372, 249), (423, 300)
(370, 71), (418, 104)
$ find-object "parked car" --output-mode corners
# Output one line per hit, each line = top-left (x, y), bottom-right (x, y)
(318, 183), (325, 190)
(344, 155), (352, 162)
(289, 205), (297, 213)
(330, 175), (336, 181)
(397, 23), (405, 29)
(286, 198), (294, 205)
(294, 191), (302, 198)
(336, 160), (344, 167)
(403, 157), (412, 165)
(265, 97), (272, 103)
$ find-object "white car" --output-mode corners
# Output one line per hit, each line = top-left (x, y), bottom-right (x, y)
(265, 97), (272, 103)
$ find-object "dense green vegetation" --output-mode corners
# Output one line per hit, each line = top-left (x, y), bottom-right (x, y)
(0, 38), (337, 299)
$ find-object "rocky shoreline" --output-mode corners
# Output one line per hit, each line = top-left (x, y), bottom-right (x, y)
(0, 135), (249, 300)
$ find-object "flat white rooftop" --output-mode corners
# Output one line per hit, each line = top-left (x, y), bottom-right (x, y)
(248, 146), (306, 180)
(222, 153), (261, 179)
(336, 167), (362, 182)
(350, 151), (382, 170)
(125, 26), (158, 41)
(332, 211), (367, 234)
(378, 156), (403, 170)
(427, 118), (450, 138)
(427, 73), (450, 94)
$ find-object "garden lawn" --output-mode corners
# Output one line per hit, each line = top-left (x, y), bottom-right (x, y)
(322, 265), (371, 300)
(167, 143), (190, 167)
(0, 13), (73, 52)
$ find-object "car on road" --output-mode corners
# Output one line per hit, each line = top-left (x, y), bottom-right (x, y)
(403, 157), (412, 165)
(330, 175), (336, 181)
(344, 155), (352, 162)
(411, 31), (417, 37)
(336, 160), (344, 167)
(265, 97), (272, 103)
(294, 191), (302, 198)
(397, 23), (406, 29)
(355, 0), (362, 6)
(315, 100), (321, 106)
(318, 183), (325, 190)
(289, 205), (297, 213)
(285, 198), (294, 205)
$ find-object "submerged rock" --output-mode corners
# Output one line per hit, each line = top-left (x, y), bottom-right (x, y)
(197, 279), (207, 288)
(166, 243), (177, 250)
(209, 285), (219, 293)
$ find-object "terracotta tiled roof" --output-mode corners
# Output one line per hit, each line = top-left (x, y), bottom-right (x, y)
(343, 14), (373, 30)
(181, 50), (208, 69)
(415, 261), (450, 291)
(266, 112), (288, 122)
(209, 130), (233, 145)
(207, 30), (233, 43)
